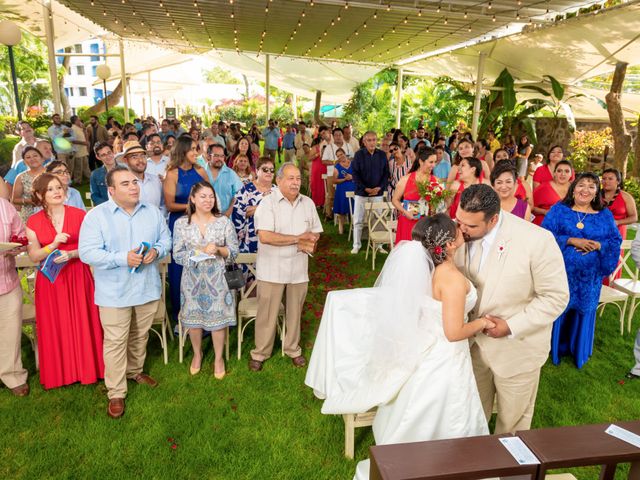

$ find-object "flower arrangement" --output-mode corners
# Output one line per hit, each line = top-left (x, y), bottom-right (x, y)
(416, 180), (453, 214)
(10, 234), (28, 246)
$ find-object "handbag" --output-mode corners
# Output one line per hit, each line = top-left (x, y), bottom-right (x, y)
(224, 260), (245, 290)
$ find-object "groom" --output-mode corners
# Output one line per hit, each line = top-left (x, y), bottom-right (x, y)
(455, 184), (569, 434)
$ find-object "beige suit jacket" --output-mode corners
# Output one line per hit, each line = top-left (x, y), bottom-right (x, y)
(455, 212), (569, 378)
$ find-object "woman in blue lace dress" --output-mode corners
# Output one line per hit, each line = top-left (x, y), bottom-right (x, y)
(231, 157), (275, 253)
(332, 148), (354, 235)
(542, 173), (621, 368)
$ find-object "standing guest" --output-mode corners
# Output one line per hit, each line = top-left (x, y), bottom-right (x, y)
(199, 144), (243, 217)
(447, 139), (490, 184)
(86, 115), (110, 171)
(455, 184), (569, 434)
(229, 136), (258, 168)
(380, 137), (391, 161)
(164, 135), (207, 320)
(0, 198), (28, 396)
(332, 149), (355, 235)
(309, 138), (326, 207)
(388, 142), (412, 197)
(26, 173), (104, 390)
(448, 157), (487, 219)
(159, 119), (172, 141)
(12, 147), (46, 223)
(145, 133), (169, 179)
(487, 130), (501, 153)
(205, 122), (226, 149)
(433, 145), (452, 182)
(490, 162), (531, 220)
(533, 145), (572, 189)
(351, 131), (390, 254)
(532, 160), (573, 226)
(262, 119), (281, 162)
(392, 147), (438, 244)
(494, 148), (532, 206)
(294, 122), (313, 168)
(70, 115), (91, 185)
(322, 128), (355, 219)
(542, 173), (621, 368)
(233, 157), (275, 253)
(343, 125), (360, 154)
(515, 134), (533, 179)
(90, 142), (117, 206)
(601, 168), (637, 239)
(503, 134), (517, 160)
(122, 141), (164, 212)
(173, 182), (239, 378)
(44, 161), (86, 211)
(47, 113), (74, 164)
(476, 139), (494, 171)
(282, 124), (297, 163)
(5, 139), (54, 191)
(409, 126), (430, 149)
(189, 128), (200, 143)
(232, 154), (254, 185)
(249, 163), (322, 371)
(11, 121), (38, 169)
(79, 166), (171, 418)
(163, 135), (176, 156)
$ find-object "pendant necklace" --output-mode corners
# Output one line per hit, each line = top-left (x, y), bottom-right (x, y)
(576, 210), (589, 230)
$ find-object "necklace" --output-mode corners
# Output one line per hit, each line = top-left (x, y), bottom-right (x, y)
(575, 210), (589, 230)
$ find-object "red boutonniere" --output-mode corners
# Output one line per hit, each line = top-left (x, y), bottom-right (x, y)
(497, 240), (507, 259)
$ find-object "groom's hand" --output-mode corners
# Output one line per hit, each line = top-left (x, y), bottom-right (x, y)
(483, 315), (511, 338)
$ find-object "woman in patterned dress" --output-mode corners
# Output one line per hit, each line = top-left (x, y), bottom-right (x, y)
(232, 157), (275, 254)
(12, 147), (46, 223)
(173, 181), (239, 379)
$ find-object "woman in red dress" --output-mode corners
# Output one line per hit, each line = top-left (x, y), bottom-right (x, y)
(25, 173), (104, 390)
(532, 145), (574, 188)
(309, 137), (326, 207)
(532, 160), (572, 226)
(392, 147), (438, 244)
(601, 168), (637, 240)
(447, 157), (488, 219)
(447, 139), (490, 185)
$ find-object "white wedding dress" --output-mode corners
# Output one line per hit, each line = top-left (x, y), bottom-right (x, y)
(304, 241), (488, 480)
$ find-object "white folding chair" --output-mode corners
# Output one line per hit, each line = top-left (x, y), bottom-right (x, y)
(235, 253), (285, 359)
(598, 242), (630, 335)
(84, 191), (94, 208)
(611, 239), (640, 334)
(346, 191), (355, 242)
(364, 201), (394, 270)
(149, 256), (174, 364)
(16, 255), (39, 370)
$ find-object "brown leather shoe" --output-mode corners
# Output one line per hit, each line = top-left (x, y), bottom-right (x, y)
(131, 373), (158, 388)
(10, 383), (29, 397)
(248, 359), (263, 372)
(291, 355), (307, 368)
(107, 398), (125, 419)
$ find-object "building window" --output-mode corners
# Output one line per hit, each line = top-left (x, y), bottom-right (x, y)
(76, 65), (85, 75)
(92, 65), (97, 76)
(68, 87), (75, 97)
(90, 42), (100, 62)
(78, 87), (87, 97)
(94, 89), (104, 102)
(74, 44), (82, 53)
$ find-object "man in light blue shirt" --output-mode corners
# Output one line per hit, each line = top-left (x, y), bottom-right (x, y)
(282, 124), (297, 163)
(262, 119), (281, 162)
(79, 165), (171, 419)
(433, 145), (452, 181)
(409, 126), (431, 149)
(198, 143), (243, 217)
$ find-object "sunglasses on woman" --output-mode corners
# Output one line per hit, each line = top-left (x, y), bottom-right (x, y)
(261, 167), (275, 173)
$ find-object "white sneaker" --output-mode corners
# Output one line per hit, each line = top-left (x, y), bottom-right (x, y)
(351, 246), (360, 254)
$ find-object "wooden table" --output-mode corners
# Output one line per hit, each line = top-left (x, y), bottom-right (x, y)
(517, 421), (640, 480)
(369, 433), (539, 480)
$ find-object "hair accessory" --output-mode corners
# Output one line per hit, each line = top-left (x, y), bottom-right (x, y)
(422, 225), (454, 263)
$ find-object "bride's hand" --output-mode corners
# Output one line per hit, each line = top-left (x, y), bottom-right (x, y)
(483, 318), (496, 330)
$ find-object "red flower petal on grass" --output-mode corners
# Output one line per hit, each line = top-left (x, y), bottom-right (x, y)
(618, 380), (625, 385)
(167, 437), (174, 443)
(171, 444), (177, 450)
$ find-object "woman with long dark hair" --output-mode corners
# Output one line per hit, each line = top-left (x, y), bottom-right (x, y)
(173, 181), (239, 378)
(601, 168), (637, 239)
(542, 173), (621, 368)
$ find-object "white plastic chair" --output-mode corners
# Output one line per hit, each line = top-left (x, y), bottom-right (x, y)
(598, 240), (631, 335)
(611, 239), (640, 334)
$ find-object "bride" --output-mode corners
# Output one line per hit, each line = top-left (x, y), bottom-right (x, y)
(305, 213), (493, 479)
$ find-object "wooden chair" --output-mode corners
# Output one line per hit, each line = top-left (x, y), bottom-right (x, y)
(611, 239), (639, 334)
(343, 410), (377, 459)
(148, 256), (173, 364)
(16, 255), (38, 370)
(84, 191), (94, 208)
(235, 253), (285, 360)
(364, 201), (394, 270)
(598, 240), (631, 335)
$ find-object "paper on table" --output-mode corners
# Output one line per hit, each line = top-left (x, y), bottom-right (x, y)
(605, 424), (640, 448)
(499, 437), (540, 465)
(190, 252), (216, 263)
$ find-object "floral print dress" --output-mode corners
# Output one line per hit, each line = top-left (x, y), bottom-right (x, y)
(232, 182), (274, 253)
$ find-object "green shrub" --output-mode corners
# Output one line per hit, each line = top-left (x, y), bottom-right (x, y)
(0, 115), (19, 138)
(567, 128), (613, 173)
(0, 135), (20, 170)
(624, 177), (640, 208)
(76, 106), (136, 125)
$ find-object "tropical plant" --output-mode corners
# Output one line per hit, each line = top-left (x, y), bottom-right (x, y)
(76, 106), (136, 126)
(567, 128), (613, 173)
(202, 66), (242, 85)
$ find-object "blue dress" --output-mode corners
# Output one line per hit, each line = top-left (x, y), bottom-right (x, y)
(168, 167), (205, 320)
(333, 163), (354, 215)
(541, 203), (621, 368)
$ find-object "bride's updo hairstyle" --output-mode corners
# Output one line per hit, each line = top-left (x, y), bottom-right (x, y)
(412, 213), (457, 266)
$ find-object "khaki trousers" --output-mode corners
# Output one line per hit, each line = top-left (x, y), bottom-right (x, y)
(284, 149), (296, 163)
(250, 280), (308, 361)
(70, 155), (91, 184)
(471, 342), (541, 434)
(99, 300), (158, 399)
(324, 175), (335, 218)
(0, 286), (27, 389)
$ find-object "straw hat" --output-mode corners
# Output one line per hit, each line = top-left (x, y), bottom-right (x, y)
(122, 141), (146, 157)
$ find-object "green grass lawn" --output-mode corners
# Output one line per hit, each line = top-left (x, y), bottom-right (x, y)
(1, 218), (639, 479)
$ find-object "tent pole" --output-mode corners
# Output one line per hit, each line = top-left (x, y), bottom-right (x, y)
(43, 1), (62, 115)
(119, 39), (129, 122)
(265, 54), (270, 123)
(147, 71), (152, 119)
(471, 52), (487, 140)
(396, 67), (403, 129)
(292, 93), (297, 120)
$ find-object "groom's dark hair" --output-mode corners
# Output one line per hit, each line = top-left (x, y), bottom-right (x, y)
(459, 184), (500, 221)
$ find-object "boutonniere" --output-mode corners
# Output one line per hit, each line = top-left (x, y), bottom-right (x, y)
(497, 240), (507, 259)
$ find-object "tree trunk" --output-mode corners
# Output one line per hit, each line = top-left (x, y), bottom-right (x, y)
(313, 90), (324, 126)
(633, 114), (640, 178)
(242, 74), (250, 99)
(605, 61), (631, 177)
(83, 80), (125, 118)
(59, 50), (72, 120)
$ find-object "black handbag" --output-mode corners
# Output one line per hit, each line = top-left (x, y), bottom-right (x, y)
(224, 261), (245, 290)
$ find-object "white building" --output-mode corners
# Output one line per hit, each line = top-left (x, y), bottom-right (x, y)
(58, 39), (108, 114)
